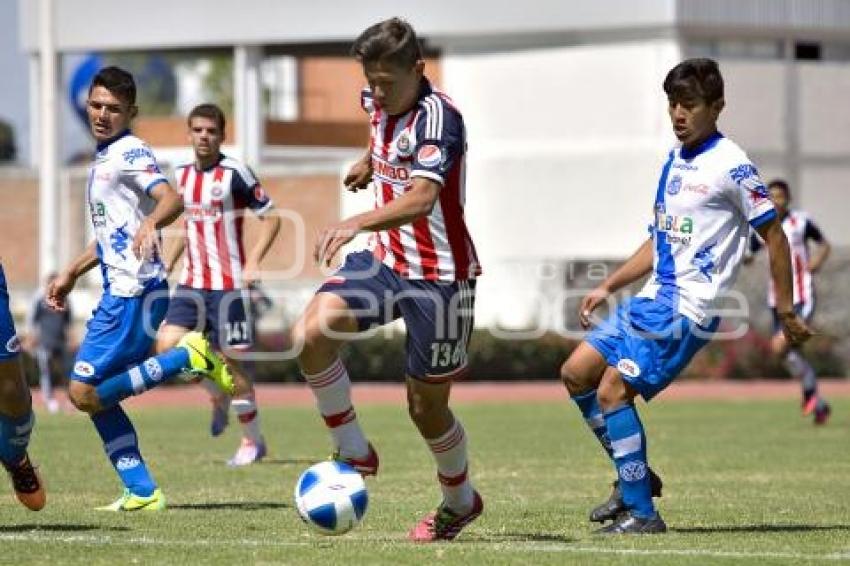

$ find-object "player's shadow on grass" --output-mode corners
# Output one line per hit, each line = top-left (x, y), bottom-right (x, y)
(169, 502), (290, 511)
(0, 524), (129, 533)
(463, 532), (576, 544)
(260, 458), (321, 466)
(674, 524), (850, 534)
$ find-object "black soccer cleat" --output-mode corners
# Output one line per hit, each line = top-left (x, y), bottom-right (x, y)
(595, 510), (667, 534)
(589, 468), (663, 523)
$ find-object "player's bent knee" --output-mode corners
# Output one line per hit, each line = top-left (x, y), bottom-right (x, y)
(67, 382), (101, 414)
(561, 358), (595, 395)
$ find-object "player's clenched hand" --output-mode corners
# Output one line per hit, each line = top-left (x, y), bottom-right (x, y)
(133, 218), (159, 260)
(343, 159), (372, 192)
(578, 286), (611, 329)
(46, 272), (75, 312)
(314, 220), (361, 267)
(778, 311), (813, 348)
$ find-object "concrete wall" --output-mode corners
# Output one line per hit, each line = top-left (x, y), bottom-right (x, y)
(439, 40), (682, 326)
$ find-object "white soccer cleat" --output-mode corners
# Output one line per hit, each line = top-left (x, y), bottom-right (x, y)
(227, 437), (267, 467)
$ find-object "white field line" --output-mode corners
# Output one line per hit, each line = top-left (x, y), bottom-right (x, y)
(1, 531), (848, 561)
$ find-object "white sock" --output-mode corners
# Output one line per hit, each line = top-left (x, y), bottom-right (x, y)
(302, 358), (368, 459)
(231, 394), (262, 443)
(37, 349), (53, 404)
(426, 419), (474, 514)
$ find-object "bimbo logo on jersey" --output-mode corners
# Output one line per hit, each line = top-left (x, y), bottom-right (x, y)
(186, 203), (223, 222)
(372, 155), (410, 184)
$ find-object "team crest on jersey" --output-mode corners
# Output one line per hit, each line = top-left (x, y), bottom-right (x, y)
(396, 133), (413, 157)
(417, 144), (443, 168)
(254, 186), (268, 202)
(666, 174), (682, 195)
(616, 358), (641, 378)
(5, 335), (20, 354)
(211, 185), (224, 198)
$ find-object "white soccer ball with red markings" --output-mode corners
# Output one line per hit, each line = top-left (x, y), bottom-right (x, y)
(294, 461), (368, 535)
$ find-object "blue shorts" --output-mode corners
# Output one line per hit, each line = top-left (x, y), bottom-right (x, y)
(317, 251), (476, 382)
(72, 279), (169, 385)
(163, 285), (252, 350)
(0, 265), (20, 360)
(771, 302), (814, 333)
(586, 297), (719, 401)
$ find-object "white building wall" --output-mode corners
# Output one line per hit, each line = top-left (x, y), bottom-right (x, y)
(438, 40), (682, 327)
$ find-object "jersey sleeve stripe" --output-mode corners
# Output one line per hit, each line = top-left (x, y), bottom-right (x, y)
(253, 200), (274, 217)
(749, 208), (777, 228)
(144, 178), (168, 195)
(410, 170), (445, 185)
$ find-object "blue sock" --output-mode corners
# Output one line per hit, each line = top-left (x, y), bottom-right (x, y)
(0, 411), (34, 466)
(604, 403), (655, 519)
(95, 348), (190, 408)
(91, 405), (156, 497)
(571, 390), (613, 460)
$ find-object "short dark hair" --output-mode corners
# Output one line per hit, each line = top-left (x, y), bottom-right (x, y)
(188, 103), (226, 132)
(351, 17), (422, 68)
(89, 66), (136, 106)
(768, 178), (791, 198)
(663, 58), (724, 104)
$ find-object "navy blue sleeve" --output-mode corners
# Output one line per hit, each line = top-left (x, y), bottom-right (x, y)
(749, 230), (764, 254)
(804, 219), (825, 243)
(231, 166), (273, 214)
(410, 96), (465, 186)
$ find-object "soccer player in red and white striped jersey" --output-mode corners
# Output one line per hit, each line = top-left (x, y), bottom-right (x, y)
(291, 18), (482, 542)
(157, 104), (281, 465)
(748, 179), (832, 424)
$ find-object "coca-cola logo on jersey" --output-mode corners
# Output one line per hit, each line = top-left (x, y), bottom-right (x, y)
(185, 203), (223, 222)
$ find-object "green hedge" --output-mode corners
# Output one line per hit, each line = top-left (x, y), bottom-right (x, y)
(21, 327), (845, 386)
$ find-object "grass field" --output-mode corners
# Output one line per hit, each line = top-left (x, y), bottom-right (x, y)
(2, 397), (849, 565)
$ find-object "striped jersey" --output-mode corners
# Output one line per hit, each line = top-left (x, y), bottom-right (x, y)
(638, 132), (777, 325)
(87, 130), (169, 297)
(750, 209), (824, 308)
(174, 155), (273, 290)
(362, 78), (481, 281)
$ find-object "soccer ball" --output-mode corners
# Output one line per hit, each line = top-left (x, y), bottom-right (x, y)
(294, 461), (368, 535)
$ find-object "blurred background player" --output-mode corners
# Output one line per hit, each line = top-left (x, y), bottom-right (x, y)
(291, 18), (483, 542)
(560, 59), (812, 534)
(47, 67), (233, 511)
(0, 262), (45, 511)
(160, 103), (281, 467)
(746, 179), (831, 424)
(24, 272), (72, 414)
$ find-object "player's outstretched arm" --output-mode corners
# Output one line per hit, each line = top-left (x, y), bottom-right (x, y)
(244, 209), (282, 286)
(578, 239), (654, 328)
(162, 237), (186, 275)
(133, 182), (184, 260)
(314, 178), (440, 266)
(47, 241), (99, 311)
(757, 217), (812, 346)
